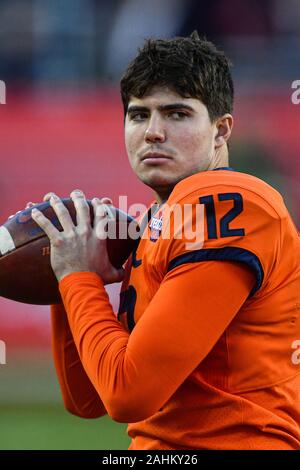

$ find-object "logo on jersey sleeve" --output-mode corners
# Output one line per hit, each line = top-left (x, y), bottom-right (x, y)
(149, 211), (163, 242)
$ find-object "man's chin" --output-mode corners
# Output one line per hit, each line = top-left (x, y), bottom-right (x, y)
(138, 173), (179, 194)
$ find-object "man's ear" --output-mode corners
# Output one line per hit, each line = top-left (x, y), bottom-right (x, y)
(215, 114), (234, 148)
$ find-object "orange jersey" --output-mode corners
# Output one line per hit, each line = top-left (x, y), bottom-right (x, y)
(55, 169), (300, 450)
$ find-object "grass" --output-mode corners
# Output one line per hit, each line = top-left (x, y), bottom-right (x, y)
(0, 350), (130, 450)
(0, 403), (130, 450)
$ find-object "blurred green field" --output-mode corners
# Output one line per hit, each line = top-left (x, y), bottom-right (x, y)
(0, 350), (130, 450)
(0, 403), (129, 450)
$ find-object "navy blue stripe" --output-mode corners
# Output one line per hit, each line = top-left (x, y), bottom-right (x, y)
(213, 167), (235, 171)
(167, 247), (264, 297)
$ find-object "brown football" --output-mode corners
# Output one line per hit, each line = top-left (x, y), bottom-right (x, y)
(0, 199), (140, 305)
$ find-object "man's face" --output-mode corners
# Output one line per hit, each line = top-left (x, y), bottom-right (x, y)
(125, 86), (221, 201)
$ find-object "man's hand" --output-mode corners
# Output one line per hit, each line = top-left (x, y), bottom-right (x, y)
(31, 190), (125, 285)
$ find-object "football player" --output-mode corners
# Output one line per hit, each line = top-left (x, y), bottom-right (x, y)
(32, 32), (300, 450)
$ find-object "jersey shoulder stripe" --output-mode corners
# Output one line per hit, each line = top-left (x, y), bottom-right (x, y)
(167, 246), (263, 297)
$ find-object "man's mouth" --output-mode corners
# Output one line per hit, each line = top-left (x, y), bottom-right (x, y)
(141, 152), (172, 163)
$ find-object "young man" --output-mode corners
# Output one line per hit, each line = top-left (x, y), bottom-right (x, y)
(32, 32), (300, 450)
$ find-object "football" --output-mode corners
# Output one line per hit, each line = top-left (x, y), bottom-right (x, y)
(0, 199), (140, 305)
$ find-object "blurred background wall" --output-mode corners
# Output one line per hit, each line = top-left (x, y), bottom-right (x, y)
(0, 0), (299, 449)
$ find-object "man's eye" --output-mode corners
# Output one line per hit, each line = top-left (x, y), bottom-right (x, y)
(168, 111), (187, 120)
(130, 113), (148, 121)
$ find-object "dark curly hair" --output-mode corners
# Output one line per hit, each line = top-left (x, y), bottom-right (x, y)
(120, 31), (234, 122)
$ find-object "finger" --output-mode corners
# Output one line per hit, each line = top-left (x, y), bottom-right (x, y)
(92, 198), (109, 239)
(92, 198), (109, 220)
(49, 194), (75, 233)
(8, 202), (38, 219)
(31, 208), (60, 240)
(8, 210), (22, 220)
(25, 202), (38, 209)
(99, 197), (113, 205)
(43, 192), (57, 202)
(70, 189), (90, 228)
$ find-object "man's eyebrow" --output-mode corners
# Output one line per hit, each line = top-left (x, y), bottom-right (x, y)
(127, 105), (149, 114)
(158, 103), (195, 112)
(127, 103), (195, 113)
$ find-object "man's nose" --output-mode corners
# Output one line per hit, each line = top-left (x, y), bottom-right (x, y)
(144, 115), (166, 143)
